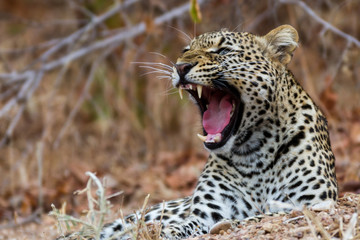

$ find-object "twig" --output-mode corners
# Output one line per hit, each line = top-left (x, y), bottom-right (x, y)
(0, 98), (18, 119)
(44, 0), (206, 73)
(39, 0), (138, 63)
(0, 39), (60, 56)
(0, 83), (21, 101)
(68, 0), (96, 19)
(85, 172), (106, 239)
(0, 104), (25, 147)
(331, 41), (351, 83)
(36, 141), (44, 216)
(0, 71), (44, 146)
(303, 208), (332, 240)
(343, 212), (358, 240)
(278, 0), (360, 48)
(0, 71), (31, 83)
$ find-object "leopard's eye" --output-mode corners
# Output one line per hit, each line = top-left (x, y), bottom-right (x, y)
(182, 48), (190, 53)
(216, 47), (232, 55)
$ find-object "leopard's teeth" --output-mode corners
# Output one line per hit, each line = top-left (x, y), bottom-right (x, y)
(197, 85), (202, 99)
(230, 102), (235, 117)
(213, 134), (221, 143)
(179, 87), (183, 100)
(197, 133), (207, 142)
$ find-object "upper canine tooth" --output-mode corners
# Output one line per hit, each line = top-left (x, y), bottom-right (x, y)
(197, 85), (202, 99)
(197, 133), (207, 142)
(179, 88), (183, 100)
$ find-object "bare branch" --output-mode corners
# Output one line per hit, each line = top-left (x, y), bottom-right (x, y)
(39, 0), (138, 63)
(0, 0), (207, 146)
(278, 0), (360, 48)
(0, 84), (19, 101)
(0, 71), (43, 147)
(0, 104), (25, 147)
(0, 39), (60, 56)
(44, 0), (206, 73)
(331, 41), (352, 82)
(0, 98), (18, 119)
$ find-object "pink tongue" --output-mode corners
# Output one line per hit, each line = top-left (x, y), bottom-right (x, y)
(203, 93), (232, 134)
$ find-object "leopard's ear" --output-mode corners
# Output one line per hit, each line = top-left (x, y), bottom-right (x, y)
(257, 25), (299, 65)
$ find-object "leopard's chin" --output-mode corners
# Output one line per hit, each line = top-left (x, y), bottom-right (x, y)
(179, 83), (243, 150)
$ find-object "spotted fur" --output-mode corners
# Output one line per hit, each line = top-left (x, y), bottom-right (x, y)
(97, 25), (338, 239)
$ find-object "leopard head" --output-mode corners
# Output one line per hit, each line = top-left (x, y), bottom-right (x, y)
(172, 25), (299, 152)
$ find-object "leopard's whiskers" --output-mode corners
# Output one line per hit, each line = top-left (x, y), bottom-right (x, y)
(148, 52), (176, 66)
(134, 62), (173, 71)
(167, 26), (193, 42)
(159, 87), (179, 97)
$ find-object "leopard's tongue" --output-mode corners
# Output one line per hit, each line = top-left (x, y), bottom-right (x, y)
(203, 93), (232, 135)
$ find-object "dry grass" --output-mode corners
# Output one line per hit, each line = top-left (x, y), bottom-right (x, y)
(50, 172), (110, 239)
(50, 172), (163, 240)
(49, 181), (360, 240)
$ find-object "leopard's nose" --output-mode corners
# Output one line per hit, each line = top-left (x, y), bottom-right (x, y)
(175, 63), (194, 78)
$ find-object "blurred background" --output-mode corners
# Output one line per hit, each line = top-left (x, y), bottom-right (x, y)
(0, 0), (359, 237)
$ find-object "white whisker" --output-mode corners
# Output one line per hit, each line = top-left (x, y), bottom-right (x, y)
(139, 66), (172, 74)
(134, 62), (173, 71)
(140, 70), (172, 77)
(148, 52), (175, 66)
(157, 76), (172, 80)
(167, 25), (192, 42)
(159, 87), (179, 96)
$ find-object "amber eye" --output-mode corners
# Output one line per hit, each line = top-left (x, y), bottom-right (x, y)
(215, 47), (232, 55)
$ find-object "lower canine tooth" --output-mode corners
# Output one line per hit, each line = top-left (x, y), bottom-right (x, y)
(197, 133), (207, 142)
(213, 134), (221, 143)
(179, 88), (183, 99)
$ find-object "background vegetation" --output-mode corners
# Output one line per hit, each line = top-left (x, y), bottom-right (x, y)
(0, 0), (359, 238)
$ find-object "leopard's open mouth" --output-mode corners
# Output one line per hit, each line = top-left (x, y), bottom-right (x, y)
(179, 83), (243, 149)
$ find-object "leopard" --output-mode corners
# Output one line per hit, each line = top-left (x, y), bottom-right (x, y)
(74, 25), (339, 239)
